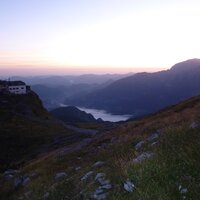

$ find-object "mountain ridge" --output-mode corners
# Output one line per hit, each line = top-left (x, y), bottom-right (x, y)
(65, 59), (200, 116)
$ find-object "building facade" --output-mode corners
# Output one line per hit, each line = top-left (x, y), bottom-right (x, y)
(0, 80), (29, 95)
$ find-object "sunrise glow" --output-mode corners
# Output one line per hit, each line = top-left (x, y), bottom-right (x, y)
(0, 0), (200, 75)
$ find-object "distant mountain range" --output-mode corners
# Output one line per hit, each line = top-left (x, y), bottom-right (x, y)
(65, 59), (200, 116)
(7, 74), (132, 110)
(9, 73), (133, 86)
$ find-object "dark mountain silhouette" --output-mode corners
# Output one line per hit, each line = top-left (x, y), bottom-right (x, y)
(51, 106), (102, 123)
(65, 59), (200, 116)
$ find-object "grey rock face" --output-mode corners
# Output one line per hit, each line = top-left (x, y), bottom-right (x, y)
(132, 152), (154, 163)
(134, 141), (145, 151)
(81, 171), (93, 181)
(123, 180), (135, 192)
(55, 172), (67, 180)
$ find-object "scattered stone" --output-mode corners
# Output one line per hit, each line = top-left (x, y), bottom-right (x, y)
(95, 173), (110, 186)
(14, 177), (24, 188)
(30, 172), (37, 178)
(132, 152), (154, 163)
(190, 121), (198, 129)
(123, 179), (135, 192)
(180, 188), (188, 194)
(4, 169), (18, 176)
(95, 173), (106, 181)
(24, 190), (32, 198)
(23, 177), (31, 186)
(91, 189), (108, 200)
(93, 161), (105, 167)
(5, 174), (14, 180)
(43, 192), (50, 199)
(150, 141), (158, 147)
(55, 172), (67, 180)
(147, 133), (159, 142)
(134, 141), (145, 151)
(81, 171), (93, 181)
(100, 184), (112, 190)
(75, 166), (81, 171)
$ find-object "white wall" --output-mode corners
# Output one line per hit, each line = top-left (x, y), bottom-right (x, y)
(8, 85), (26, 94)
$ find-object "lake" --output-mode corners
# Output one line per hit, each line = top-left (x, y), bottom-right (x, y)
(60, 104), (132, 122)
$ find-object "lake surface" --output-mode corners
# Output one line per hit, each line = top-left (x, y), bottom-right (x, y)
(60, 104), (132, 122)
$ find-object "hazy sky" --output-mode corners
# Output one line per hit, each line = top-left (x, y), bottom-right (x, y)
(0, 0), (200, 75)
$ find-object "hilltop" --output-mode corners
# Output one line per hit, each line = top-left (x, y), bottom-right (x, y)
(1, 93), (200, 199)
(65, 59), (200, 116)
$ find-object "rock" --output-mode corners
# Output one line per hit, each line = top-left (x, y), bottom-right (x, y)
(43, 192), (50, 199)
(91, 189), (108, 200)
(123, 179), (135, 192)
(81, 171), (93, 181)
(23, 177), (31, 186)
(95, 173), (106, 181)
(4, 169), (18, 176)
(134, 141), (145, 151)
(132, 152), (154, 163)
(100, 184), (112, 190)
(30, 172), (37, 177)
(93, 161), (105, 167)
(180, 188), (188, 194)
(14, 177), (24, 188)
(179, 185), (188, 195)
(55, 172), (67, 180)
(5, 174), (14, 180)
(95, 173), (110, 185)
(147, 133), (159, 142)
(75, 166), (81, 171)
(190, 121), (198, 129)
(150, 141), (158, 147)
(24, 190), (32, 198)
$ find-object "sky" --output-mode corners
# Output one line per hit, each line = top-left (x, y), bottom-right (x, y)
(0, 0), (200, 75)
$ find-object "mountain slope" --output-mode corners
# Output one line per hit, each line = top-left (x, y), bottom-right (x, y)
(0, 92), (84, 172)
(2, 93), (200, 200)
(65, 59), (200, 116)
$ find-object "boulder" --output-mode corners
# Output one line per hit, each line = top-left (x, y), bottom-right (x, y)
(190, 121), (198, 129)
(123, 180), (135, 192)
(93, 161), (105, 167)
(134, 141), (145, 151)
(23, 177), (31, 186)
(81, 171), (93, 181)
(132, 152), (154, 163)
(55, 172), (67, 180)
(147, 133), (159, 142)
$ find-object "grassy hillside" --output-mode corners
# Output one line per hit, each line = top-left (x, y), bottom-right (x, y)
(1, 94), (200, 199)
(0, 92), (85, 172)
